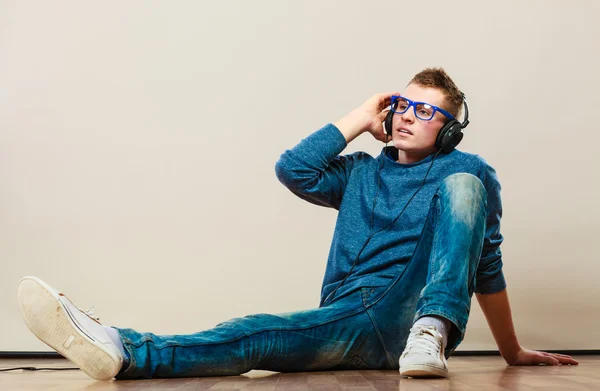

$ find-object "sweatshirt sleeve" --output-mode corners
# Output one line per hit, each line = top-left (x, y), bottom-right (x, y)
(474, 157), (507, 294)
(274, 123), (365, 210)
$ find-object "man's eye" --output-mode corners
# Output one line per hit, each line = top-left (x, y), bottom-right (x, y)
(398, 104), (408, 110)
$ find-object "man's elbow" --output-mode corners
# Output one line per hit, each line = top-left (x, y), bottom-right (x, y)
(274, 158), (294, 187)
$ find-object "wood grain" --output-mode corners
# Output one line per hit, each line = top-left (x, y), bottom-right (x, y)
(0, 356), (596, 390)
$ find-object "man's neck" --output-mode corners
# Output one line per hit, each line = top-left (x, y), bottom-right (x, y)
(396, 147), (437, 164)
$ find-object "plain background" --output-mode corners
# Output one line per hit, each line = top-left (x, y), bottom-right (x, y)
(1, 0), (598, 352)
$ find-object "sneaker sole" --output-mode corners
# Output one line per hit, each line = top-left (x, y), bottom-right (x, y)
(400, 364), (448, 378)
(17, 276), (121, 381)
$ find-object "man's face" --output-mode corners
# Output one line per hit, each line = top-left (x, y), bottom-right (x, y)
(390, 83), (449, 156)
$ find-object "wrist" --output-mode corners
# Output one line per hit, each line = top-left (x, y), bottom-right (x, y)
(502, 345), (524, 365)
(333, 110), (368, 143)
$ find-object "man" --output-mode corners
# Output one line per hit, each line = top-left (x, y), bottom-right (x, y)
(17, 68), (578, 381)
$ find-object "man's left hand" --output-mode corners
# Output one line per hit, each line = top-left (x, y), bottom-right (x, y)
(508, 347), (579, 366)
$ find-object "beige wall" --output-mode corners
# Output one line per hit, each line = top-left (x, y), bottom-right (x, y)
(1, 0), (598, 352)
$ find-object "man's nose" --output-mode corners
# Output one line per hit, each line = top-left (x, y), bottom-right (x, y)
(399, 106), (415, 122)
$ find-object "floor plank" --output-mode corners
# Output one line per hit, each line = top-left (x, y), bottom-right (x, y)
(0, 356), (597, 390)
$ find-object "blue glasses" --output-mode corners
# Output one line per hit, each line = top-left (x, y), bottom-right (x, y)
(390, 95), (455, 121)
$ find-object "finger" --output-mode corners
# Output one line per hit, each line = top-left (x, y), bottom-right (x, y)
(377, 92), (401, 108)
(376, 130), (389, 143)
(552, 354), (579, 365)
(378, 109), (390, 123)
(373, 125), (390, 143)
(379, 91), (402, 99)
(560, 358), (579, 365)
(542, 355), (560, 366)
(545, 353), (574, 360)
(552, 353), (576, 359)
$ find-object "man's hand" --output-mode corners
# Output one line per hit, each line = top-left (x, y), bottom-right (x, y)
(476, 290), (580, 367)
(508, 347), (579, 366)
(333, 92), (400, 144)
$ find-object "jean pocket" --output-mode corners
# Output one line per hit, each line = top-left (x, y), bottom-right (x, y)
(360, 286), (386, 308)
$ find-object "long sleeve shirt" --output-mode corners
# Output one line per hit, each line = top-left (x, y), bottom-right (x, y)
(275, 124), (506, 306)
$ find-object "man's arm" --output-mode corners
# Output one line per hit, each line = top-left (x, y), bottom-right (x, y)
(333, 93), (396, 144)
(475, 288), (521, 364)
(476, 288), (579, 366)
(274, 92), (398, 209)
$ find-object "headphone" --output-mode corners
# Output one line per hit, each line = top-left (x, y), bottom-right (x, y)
(320, 92), (471, 307)
(384, 92), (470, 153)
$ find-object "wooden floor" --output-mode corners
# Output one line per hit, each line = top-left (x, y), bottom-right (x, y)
(0, 356), (598, 390)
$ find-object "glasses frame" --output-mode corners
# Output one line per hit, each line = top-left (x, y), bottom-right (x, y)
(390, 95), (455, 121)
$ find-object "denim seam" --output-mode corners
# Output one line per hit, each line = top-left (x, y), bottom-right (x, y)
(429, 193), (441, 283)
(364, 195), (436, 309)
(121, 306), (368, 350)
(364, 307), (396, 368)
(284, 330), (350, 344)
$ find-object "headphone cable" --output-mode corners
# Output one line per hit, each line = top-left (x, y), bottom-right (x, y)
(322, 145), (442, 306)
(0, 366), (79, 372)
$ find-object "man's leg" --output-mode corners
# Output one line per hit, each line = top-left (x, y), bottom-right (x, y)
(361, 173), (488, 376)
(114, 292), (388, 379)
(18, 276), (388, 380)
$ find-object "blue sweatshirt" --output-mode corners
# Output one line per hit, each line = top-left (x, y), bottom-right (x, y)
(275, 124), (506, 306)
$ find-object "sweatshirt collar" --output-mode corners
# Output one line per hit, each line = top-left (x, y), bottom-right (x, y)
(379, 146), (445, 168)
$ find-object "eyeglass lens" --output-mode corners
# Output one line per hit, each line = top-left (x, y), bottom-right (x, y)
(394, 97), (435, 120)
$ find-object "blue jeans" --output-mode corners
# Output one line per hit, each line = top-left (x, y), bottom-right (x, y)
(115, 173), (488, 379)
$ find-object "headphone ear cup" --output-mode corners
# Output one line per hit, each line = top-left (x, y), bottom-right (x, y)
(435, 120), (463, 153)
(384, 110), (394, 136)
(445, 130), (463, 152)
(435, 121), (451, 150)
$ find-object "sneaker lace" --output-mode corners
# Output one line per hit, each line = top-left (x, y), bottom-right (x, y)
(59, 293), (102, 323)
(404, 326), (442, 357)
(83, 307), (100, 322)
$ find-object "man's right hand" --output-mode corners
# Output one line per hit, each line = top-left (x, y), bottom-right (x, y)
(333, 92), (400, 144)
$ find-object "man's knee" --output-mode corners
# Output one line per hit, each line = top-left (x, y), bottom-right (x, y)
(438, 173), (487, 226)
(442, 173), (484, 192)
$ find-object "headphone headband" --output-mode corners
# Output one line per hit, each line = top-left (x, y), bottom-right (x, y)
(460, 92), (470, 129)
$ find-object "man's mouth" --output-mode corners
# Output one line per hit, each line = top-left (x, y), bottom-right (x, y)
(397, 128), (413, 135)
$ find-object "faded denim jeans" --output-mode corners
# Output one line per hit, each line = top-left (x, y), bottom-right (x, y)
(114, 173), (488, 379)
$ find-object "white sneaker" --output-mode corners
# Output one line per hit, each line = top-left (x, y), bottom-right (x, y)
(17, 276), (123, 381)
(399, 324), (448, 378)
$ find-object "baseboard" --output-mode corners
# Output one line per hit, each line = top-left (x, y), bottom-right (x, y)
(452, 350), (600, 356)
(1, 350), (599, 359)
(0, 352), (65, 359)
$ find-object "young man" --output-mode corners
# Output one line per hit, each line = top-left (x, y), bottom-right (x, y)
(17, 68), (577, 381)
